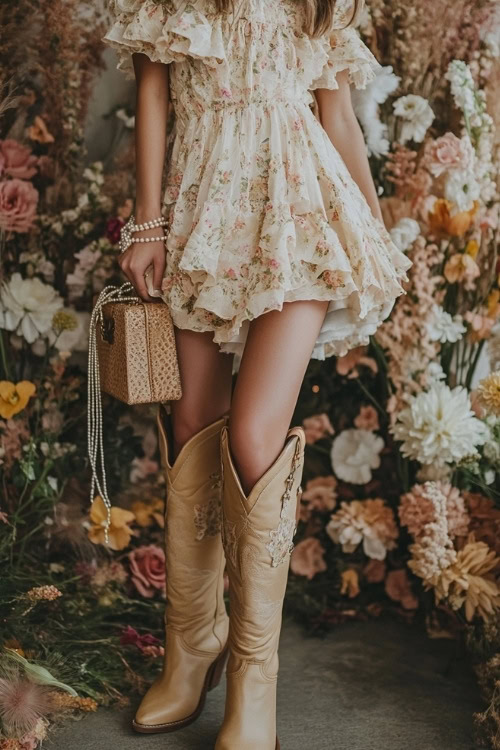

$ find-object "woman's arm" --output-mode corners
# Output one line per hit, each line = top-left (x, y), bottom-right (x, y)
(314, 70), (383, 223)
(119, 53), (170, 301)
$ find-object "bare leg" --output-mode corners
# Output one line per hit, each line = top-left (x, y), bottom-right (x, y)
(170, 328), (234, 458)
(229, 300), (329, 494)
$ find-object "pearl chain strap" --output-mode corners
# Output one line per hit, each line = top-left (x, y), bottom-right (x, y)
(88, 282), (140, 544)
(119, 214), (169, 253)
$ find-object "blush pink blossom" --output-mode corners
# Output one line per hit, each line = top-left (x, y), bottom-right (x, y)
(300, 476), (338, 521)
(0, 178), (39, 233)
(302, 413), (334, 444)
(336, 346), (378, 378)
(290, 537), (327, 580)
(0, 139), (38, 179)
(128, 545), (166, 598)
(464, 311), (494, 341)
(399, 482), (469, 539)
(354, 405), (380, 431)
(424, 133), (474, 177)
(384, 569), (418, 610)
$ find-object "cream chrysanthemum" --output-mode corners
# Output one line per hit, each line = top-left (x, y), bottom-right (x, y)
(476, 372), (500, 416)
(326, 498), (398, 560)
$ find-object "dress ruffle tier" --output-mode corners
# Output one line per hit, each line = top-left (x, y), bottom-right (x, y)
(104, 0), (412, 359)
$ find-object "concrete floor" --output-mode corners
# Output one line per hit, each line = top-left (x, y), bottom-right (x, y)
(48, 618), (481, 750)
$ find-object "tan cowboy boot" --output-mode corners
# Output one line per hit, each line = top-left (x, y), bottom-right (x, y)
(215, 425), (306, 750)
(132, 405), (229, 734)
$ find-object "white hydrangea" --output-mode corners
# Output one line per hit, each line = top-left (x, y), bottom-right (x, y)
(352, 66), (400, 157)
(0, 273), (63, 344)
(391, 383), (489, 467)
(389, 217), (420, 252)
(426, 305), (466, 343)
(330, 429), (384, 484)
(445, 60), (477, 120)
(444, 168), (481, 213)
(393, 94), (435, 144)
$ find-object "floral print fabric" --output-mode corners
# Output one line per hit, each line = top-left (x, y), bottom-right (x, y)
(104, 0), (412, 358)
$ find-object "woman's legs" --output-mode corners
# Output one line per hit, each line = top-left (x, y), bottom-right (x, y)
(170, 328), (234, 458)
(229, 300), (329, 494)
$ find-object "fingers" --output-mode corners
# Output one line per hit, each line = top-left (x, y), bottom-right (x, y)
(152, 254), (166, 294)
(119, 243), (166, 302)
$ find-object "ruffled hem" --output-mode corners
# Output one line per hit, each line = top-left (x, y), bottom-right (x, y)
(103, 0), (225, 78)
(311, 27), (380, 91)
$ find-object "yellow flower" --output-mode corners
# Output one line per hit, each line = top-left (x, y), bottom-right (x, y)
(0, 380), (36, 418)
(88, 496), (135, 551)
(465, 239), (479, 259)
(340, 569), (360, 598)
(434, 535), (500, 622)
(444, 253), (480, 284)
(476, 372), (500, 416)
(131, 497), (165, 528)
(487, 290), (500, 319)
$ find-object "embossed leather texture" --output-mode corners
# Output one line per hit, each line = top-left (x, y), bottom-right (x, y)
(96, 300), (182, 404)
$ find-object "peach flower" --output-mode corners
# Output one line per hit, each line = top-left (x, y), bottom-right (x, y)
(0, 178), (39, 233)
(464, 311), (494, 341)
(336, 346), (378, 378)
(399, 482), (469, 540)
(302, 413), (334, 444)
(128, 545), (166, 598)
(354, 405), (380, 431)
(300, 475), (338, 520)
(26, 115), (54, 143)
(385, 569), (418, 610)
(424, 133), (473, 177)
(444, 253), (480, 284)
(363, 559), (386, 583)
(0, 139), (38, 179)
(290, 537), (327, 580)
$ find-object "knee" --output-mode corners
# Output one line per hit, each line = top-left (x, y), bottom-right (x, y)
(228, 415), (282, 492)
(170, 410), (217, 453)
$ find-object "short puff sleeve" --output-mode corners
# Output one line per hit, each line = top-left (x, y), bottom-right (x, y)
(311, 0), (380, 90)
(103, 0), (226, 78)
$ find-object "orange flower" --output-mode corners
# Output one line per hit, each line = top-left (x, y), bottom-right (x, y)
(26, 115), (55, 143)
(487, 290), (500, 319)
(0, 380), (36, 418)
(465, 239), (479, 259)
(88, 496), (135, 551)
(131, 498), (165, 528)
(428, 199), (478, 237)
(340, 569), (360, 598)
(444, 253), (480, 284)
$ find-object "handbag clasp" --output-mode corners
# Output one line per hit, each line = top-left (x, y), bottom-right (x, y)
(100, 314), (115, 344)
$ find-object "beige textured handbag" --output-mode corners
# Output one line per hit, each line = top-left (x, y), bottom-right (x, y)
(87, 282), (182, 539)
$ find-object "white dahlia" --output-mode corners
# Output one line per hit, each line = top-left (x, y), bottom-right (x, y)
(393, 94), (435, 144)
(389, 218), (420, 252)
(392, 383), (489, 467)
(426, 304), (466, 343)
(331, 428), (384, 484)
(0, 272), (63, 344)
(352, 65), (400, 158)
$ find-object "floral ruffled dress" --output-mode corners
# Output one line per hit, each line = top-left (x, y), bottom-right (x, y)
(104, 0), (412, 359)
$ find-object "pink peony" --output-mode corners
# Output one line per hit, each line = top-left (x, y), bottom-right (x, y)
(302, 413), (334, 444)
(128, 545), (166, 598)
(384, 569), (418, 610)
(290, 537), (327, 580)
(0, 139), (38, 179)
(0, 178), (38, 233)
(354, 405), (380, 431)
(424, 133), (473, 178)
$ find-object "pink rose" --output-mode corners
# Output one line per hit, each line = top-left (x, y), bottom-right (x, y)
(0, 178), (39, 233)
(425, 133), (473, 177)
(0, 139), (38, 179)
(354, 405), (380, 431)
(129, 545), (166, 598)
(302, 413), (334, 444)
(384, 569), (418, 610)
(290, 537), (327, 580)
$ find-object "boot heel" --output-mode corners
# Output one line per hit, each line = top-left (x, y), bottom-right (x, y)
(208, 646), (229, 691)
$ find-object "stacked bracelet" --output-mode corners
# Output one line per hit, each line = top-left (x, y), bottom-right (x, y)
(119, 214), (169, 253)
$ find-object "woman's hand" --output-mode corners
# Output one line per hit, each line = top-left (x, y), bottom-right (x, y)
(118, 224), (166, 301)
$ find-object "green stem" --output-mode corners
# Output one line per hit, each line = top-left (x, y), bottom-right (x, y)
(356, 378), (386, 419)
(465, 340), (485, 391)
(0, 330), (11, 380)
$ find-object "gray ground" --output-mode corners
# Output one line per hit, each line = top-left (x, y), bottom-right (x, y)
(48, 618), (481, 750)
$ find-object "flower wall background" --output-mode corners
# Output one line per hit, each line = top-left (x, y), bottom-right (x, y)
(1, 1), (500, 748)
